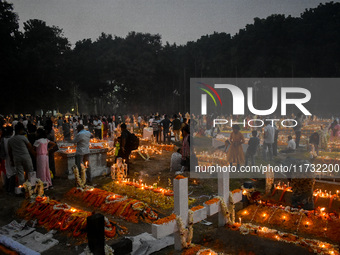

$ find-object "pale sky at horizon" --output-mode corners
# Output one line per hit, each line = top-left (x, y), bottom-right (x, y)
(8, 0), (333, 46)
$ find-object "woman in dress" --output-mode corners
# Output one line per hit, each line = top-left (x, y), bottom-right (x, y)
(329, 120), (340, 142)
(0, 126), (16, 193)
(34, 128), (56, 189)
(227, 124), (245, 169)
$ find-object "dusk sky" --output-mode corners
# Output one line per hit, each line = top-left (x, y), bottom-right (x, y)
(9, 0), (332, 46)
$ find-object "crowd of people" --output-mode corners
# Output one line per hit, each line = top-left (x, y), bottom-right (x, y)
(1, 111), (338, 194)
(0, 112), (192, 194)
(221, 114), (340, 170)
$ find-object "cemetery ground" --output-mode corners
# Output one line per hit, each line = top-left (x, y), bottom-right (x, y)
(0, 145), (339, 255)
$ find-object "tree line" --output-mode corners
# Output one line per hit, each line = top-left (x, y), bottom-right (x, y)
(1, 1), (340, 115)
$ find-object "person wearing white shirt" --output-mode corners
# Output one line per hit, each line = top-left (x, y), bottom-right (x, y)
(22, 118), (28, 129)
(262, 121), (275, 161)
(93, 116), (102, 139)
(281, 136), (296, 153)
(137, 116), (142, 130)
(149, 116), (154, 127)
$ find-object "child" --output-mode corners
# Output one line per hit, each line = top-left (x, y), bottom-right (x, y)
(245, 130), (260, 166)
(34, 128), (56, 189)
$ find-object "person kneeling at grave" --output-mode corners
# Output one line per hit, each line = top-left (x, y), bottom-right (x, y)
(280, 135), (296, 153)
(170, 148), (182, 172)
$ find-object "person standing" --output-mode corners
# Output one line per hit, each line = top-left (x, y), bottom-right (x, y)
(93, 116), (102, 139)
(0, 126), (16, 193)
(62, 120), (71, 142)
(161, 115), (172, 144)
(137, 115), (142, 130)
(172, 114), (181, 142)
(329, 120), (340, 142)
(45, 120), (57, 179)
(117, 124), (132, 174)
(272, 123), (279, 156)
(108, 118), (115, 138)
(73, 124), (93, 182)
(180, 125), (191, 172)
(227, 124), (245, 169)
(152, 116), (160, 143)
(102, 117), (109, 139)
(34, 129), (56, 189)
(72, 118), (79, 137)
(309, 132), (319, 158)
(8, 123), (35, 185)
(245, 130), (260, 166)
(262, 121), (275, 161)
(57, 117), (63, 133)
(294, 113), (303, 148)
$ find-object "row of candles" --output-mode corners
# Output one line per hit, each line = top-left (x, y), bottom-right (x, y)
(313, 189), (340, 198)
(236, 213), (337, 255)
(238, 205), (331, 228)
(117, 178), (174, 196)
(274, 181), (340, 199)
(237, 209), (313, 228)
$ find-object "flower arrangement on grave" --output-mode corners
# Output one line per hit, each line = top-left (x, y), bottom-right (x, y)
(190, 205), (204, 212)
(104, 179), (175, 210)
(204, 198), (220, 205)
(175, 175), (186, 180)
(17, 196), (127, 241)
(65, 187), (158, 223)
(176, 210), (194, 249)
(72, 164), (87, 189)
(153, 213), (176, 225)
(110, 157), (127, 181)
(22, 179), (45, 199)
(217, 194), (235, 225)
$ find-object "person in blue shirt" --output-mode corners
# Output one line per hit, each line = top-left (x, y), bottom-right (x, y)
(73, 124), (93, 182)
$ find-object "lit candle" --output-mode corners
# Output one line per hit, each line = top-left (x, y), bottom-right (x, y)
(239, 217), (242, 225)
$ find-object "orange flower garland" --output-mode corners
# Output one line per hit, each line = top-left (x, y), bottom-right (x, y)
(190, 205), (204, 212)
(175, 175), (186, 179)
(17, 196), (127, 241)
(204, 198), (220, 205)
(154, 214), (176, 225)
(65, 187), (158, 223)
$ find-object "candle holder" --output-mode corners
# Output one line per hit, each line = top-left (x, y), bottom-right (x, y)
(111, 157), (127, 181)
